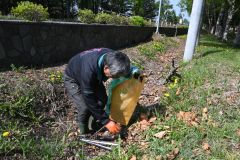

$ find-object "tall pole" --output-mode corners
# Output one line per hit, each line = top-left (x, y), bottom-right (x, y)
(183, 0), (204, 62)
(156, 0), (162, 34)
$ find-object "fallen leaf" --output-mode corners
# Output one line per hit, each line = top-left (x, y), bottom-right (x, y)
(202, 142), (211, 152)
(219, 110), (223, 115)
(202, 108), (208, 122)
(139, 120), (150, 130)
(154, 131), (167, 139)
(177, 111), (199, 126)
(202, 107), (208, 113)
(130, 155), (137, 160)
(190, 121), (199, 126)
(176, 88), (181, 95)
(236, 129), (240, 137)
(166, 148), (179, 160)
(142, 155), (148, 160)
(153, 96), (160, 102)
(140, 142), (149, 149)
(149, 117), (157, 123)
(68, 132), (78, 137)
(156, 155), (163, 160)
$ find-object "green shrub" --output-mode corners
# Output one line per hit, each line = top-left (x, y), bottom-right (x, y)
(95, 12), (114, 24)
(78, 9), (95, 24)
(119, 16), (129, 25)
(110, 12), (121, 25)
(129, 16), (147, 26)
(110, 13), (130, 25)
(11, 1), (49, 21)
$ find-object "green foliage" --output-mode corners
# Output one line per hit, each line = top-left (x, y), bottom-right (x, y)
(132, 0), (157, 19)
(0, 76), (39, 121)
(119, 16), (130, 25)
(48, 70), (63, 84)
(129, 16), (147, 26)
(10, 64), (27, 73)
(78, 9), (95, 24)
(11, 1), (49, 21)
(138, 41), (166, 59)
(95, 12), (114, 24)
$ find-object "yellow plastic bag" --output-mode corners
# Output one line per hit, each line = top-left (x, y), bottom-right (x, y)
(109, 77), (145, 125)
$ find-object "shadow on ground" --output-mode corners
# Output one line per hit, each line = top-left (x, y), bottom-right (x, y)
(128, 103), (167, 127)
(199, 41), (234, 49)
(199, 49), (224, 57)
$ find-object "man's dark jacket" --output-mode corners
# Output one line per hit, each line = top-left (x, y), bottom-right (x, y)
(65, 48), (113, 125)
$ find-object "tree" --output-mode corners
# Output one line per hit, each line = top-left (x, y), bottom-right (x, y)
(234, 25), (240, 46)
(222, 0), (237, 41)
(158, 0), (173, 24)
(178, 0), (193, 15)
(100, 0), (132, 14)
(214, 1), (227, 38)
(131, 0), (157, 19)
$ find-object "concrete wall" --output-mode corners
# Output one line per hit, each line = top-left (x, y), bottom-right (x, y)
(0, 20), (187, 68)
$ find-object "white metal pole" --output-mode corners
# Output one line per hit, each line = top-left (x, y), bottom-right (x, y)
(156, 0), (162, 34)
(183, 0), (204, 62)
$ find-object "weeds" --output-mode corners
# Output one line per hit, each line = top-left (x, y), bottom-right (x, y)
(138, 41), (166, 59)
(10, 64), (27, 73)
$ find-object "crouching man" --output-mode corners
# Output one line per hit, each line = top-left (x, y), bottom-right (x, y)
(64, 48), (131, 135)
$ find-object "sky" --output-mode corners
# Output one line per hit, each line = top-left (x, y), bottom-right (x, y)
(169, 0), (190, 20)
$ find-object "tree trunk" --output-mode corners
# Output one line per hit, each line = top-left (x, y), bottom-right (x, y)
(234, 25), (240, 46)
(215, 2), (225, 37)
(211, 26), (215, 34)
(222, 0), (235, 41)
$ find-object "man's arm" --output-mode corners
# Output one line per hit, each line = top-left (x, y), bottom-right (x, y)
(79, 74), (110, 125)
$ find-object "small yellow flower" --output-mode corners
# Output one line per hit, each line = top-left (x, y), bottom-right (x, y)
(164, 93), (170, 97)
(2, 131), (10, 137)
(174, 78), (179, 84)
(50, 77), (55, 82)
(168, 83), (176, 89)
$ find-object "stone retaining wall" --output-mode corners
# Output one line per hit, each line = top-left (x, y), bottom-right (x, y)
(0, 20), (187, 68)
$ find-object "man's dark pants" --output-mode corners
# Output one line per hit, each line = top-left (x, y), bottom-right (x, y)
(63, 74), (107, 133)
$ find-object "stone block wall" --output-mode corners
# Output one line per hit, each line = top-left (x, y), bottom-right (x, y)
(0, 20), (187, 68)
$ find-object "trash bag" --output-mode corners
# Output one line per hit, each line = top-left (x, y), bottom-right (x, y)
(106, 67), (145, 125)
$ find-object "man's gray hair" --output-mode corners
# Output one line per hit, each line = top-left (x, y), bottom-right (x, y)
(104, 51), (130, 78)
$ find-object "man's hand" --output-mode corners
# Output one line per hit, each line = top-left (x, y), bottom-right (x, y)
(105, 121), (121, 134)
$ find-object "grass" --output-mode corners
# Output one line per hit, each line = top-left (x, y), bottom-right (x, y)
(97, 34), (240, 159)
(137, 37), (179, 60)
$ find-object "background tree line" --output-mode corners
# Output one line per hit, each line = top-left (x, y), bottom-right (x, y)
(0, 0), (187, 25)
(179, 0), (240, 45)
